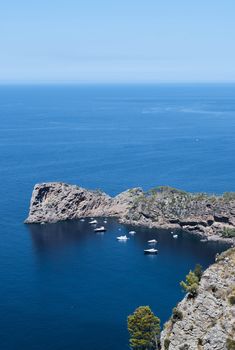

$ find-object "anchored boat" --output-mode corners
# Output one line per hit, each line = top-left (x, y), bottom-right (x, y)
(89, 219), (98, 224)
(94, 226), (106, 232)
(117, 235), (129, 241)
(144, 248), (158, 254)
(148, 239), (157, 244)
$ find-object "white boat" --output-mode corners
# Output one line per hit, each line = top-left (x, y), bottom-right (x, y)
(129, 230), (136, 235)
(144, 248), (158, 254)
(117, 235), (129, 241)
(89, 219), (98, 224)
(173, 234), (178, 239)
(103, 220), (107, 224)
(94, 226), (106, 232)
(80, 218), (85, 222)
(148, 239), (157, 244)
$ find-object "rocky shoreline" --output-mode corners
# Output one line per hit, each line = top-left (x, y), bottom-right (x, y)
(25, 182), (235, 244)
(25, 182), (235, 348)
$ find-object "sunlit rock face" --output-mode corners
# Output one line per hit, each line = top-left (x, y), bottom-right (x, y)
(25, 182), (142, 224)
(160, 248), (235, 350)
(25, 183), (235, 243)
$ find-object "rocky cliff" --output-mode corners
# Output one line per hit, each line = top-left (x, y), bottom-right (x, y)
(25, 183), (235, 349)
(160, 248), (235, 350)
(25, 183), (235, 242)
(25, 182), (142, 224)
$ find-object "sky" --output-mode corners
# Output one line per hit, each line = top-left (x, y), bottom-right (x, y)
(0, 0), (235, 83)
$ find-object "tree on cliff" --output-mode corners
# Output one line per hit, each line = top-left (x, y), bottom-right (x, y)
(180, 270), (199, 297)
(194, 264), (203, 280)
(127, 306), (161, 350)
(180, 264), (203, 297)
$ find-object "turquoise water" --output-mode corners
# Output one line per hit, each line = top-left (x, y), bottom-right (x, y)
(0, 84), (234, 349)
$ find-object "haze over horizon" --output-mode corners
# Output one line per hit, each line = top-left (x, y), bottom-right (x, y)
(0, 0), (235, 84)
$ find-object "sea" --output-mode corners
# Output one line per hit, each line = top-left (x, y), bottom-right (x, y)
(0, 84), (234, 350)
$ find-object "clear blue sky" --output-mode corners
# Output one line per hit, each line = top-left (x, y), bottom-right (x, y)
(0, 0), (235, 83)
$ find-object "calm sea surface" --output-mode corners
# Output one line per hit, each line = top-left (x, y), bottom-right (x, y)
(0, 84), (234, 350)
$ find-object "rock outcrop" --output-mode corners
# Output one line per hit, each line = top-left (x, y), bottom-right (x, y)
(25, 182), (143, 224)
(160, 248), (235, 350)
(25, 183), (235, 243)
(25, 183), (235, 348)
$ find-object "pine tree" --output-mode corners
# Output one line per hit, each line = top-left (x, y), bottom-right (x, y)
(180, 270), (199, 297)
(194, 264), (203, 280)
(127, 306), (161, 350)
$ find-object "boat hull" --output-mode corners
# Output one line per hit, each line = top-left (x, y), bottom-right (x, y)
(144, 250), (158, 254)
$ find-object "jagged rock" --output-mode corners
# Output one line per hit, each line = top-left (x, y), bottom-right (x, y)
(25, 183), (235, 243)
(160, 248), (235, 350)
(25, 183), (143, 224)
(25, 183), (235, 349)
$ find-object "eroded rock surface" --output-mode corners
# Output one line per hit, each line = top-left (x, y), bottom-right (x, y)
(25, 183), (235, 243)
(25, 182), (143, 224)
(160, 248), (235, 350)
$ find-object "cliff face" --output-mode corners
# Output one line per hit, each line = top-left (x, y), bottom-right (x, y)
(160, 248), (235, 350)
(25, 183), (235, 242)
(124, 187), (235, 241)
(25, 182), (143, 224)
(26, 183), (235, 349)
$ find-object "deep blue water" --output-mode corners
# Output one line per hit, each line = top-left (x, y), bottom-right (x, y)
(0, 84), (234, 350)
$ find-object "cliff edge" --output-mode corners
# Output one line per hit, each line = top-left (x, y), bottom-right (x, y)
(160, 248), (235, 350)
(25, 182), (235, 242)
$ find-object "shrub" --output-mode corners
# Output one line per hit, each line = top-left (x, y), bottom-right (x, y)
(228, 294), (235, 305)
(198, 338), (203, 346)
(194, 264), (203, 281)
(164, 338), (170, 350)
(226, 338), (235, 350)
(223, 192), (235, 201)
(221, 228), (235, 238)
(180, 271), (199, 297)
(127, 306), (161, 350)
(147, 186), (188, 196)
(171, 307), (183, 322)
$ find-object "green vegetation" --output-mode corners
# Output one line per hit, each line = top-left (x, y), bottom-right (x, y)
(221, 227), (235, 238)
(193, 192), (208, 201)
(171, 307), (183, 322)
(223, 192), (235, 201)
(194, 264), (203, 280)
(180, 264), (203, 297)
(216, 247), (235, 262)
(180, 271), (199, 297)
(229, 294), (235, 305)
(226, 338), (235, 350)
(147, 186), (188, 196)
(164, 338), (170, 350)
(127, 306), (161, 350)
(228, 288), (235, 305)
(198, 338), (203, 346)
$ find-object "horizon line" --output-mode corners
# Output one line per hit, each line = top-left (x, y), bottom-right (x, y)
(1, 80), (235, 86)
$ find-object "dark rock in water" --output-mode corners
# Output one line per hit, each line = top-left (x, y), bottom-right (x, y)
(25, 183), (235, 243)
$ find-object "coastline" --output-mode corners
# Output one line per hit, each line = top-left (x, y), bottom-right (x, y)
(25, 182), (235, 245)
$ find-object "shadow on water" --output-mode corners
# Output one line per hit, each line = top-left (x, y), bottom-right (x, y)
(27, 218), (121, 253)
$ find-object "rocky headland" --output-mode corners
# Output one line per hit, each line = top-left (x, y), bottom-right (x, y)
(160, 247), (235, 350)
(25, 182), (235, 243)
(25, 182), (235, 348)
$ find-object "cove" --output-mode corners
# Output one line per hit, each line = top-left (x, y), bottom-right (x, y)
(13, 218), (229, 350)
